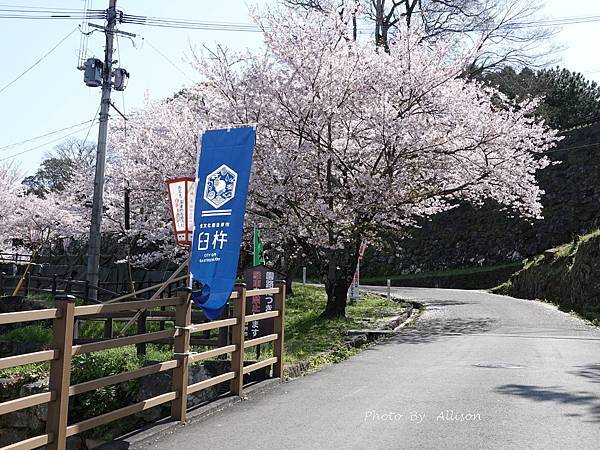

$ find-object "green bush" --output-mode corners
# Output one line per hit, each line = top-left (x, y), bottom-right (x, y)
(0, 325), (52, 345)
(70, 346), (140, 428)
(0, 363), (48, 382)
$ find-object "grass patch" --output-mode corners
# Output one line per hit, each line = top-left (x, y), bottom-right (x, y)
(565, 308), (600, 327)
(25, 293), (55, 305)
(284, 285), (405, 366)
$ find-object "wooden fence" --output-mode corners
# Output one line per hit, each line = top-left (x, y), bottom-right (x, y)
(0, 281), (286, 450)
(0, 272), (185, 304)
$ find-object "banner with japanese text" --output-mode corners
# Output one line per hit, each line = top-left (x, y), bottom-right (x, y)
(243, 265), (282, 338)
(190, 126), (256, 320)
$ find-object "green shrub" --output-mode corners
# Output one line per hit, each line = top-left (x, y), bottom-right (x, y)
(71, 346), (139, 384)
(0, 363), (48, 382)
(70, 347), (140, 426)
(0, 325), (52, 345)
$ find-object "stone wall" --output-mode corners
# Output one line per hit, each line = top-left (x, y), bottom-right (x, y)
(372, 123), (600, 274)
(497, 231), (600, 314)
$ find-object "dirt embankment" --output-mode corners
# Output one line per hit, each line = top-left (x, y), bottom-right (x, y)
(495, 230), (600, 317)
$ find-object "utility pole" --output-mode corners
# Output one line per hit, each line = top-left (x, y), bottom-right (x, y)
(86, 0), (118, 302)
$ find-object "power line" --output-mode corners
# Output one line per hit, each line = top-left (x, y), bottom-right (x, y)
(77, 0), (93, 69)
(82, 104), (101, 148)
(544, 140), (600, 154)
(142, 36), (196, 83)
(0, 120), (97, 162)
(2, 6), (600, 31)
(0, 6), (104, 20)
(121, 14), (265, 32)
(120, 12), (600, 32)
(0, 5), (99, 12)
(0, 120), (94, 152)
(0, 12), (104, 20)
(0, 26), (78, 96)
(115, 33), (127, 134)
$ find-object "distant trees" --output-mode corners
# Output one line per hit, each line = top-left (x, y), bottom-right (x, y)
(484, 67), (600, 130)
(22, 139), (96, 197)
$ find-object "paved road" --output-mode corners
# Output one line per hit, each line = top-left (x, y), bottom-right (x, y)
(139, 288), (600, 449)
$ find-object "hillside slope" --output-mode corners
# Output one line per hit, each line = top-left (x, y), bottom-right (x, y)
(496, 230), (600, 325)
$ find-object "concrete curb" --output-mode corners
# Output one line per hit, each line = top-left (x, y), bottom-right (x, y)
(98, 379), (281, 450)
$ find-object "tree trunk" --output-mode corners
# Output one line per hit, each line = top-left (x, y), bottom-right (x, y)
(320, 248), (359, 319)
(322, 275), (352, 318)
(285, 269), (295, 296)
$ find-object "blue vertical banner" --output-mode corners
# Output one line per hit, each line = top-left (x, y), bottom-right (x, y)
(190, 126), (256, 320)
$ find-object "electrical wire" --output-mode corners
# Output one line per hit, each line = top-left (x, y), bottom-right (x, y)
(544, 140), (600, 154)
(0, 120), (95, 152)
(82, 104), (101, 148)
(120, 12), (600, 32)
(0, 13), (104, 20)
(0, 26), (79, 96)
(0, 5), (99, 12)
(0, 6), (104, 20)
(141, 36), (196, 83)
(115, 34), (127, 137)
(0, 120), (97, 162)
(121, 14), (265, 32)
(77, 0), (93, 68)
(2, 6), (600, 31)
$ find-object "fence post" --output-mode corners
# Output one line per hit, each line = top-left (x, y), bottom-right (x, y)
(218, 307), (229, 347)
(52, 274), (58, 296)
(0, 272), (4, 296)
(160, 304), (166, 331)
(104, 318), (113, 339)
(24, 271), (30, 297)
(171, 287), (191, 422)
(387, 279), (391, 301)
(46, 294), (76, 450)
(230, 283), (247, 397)
(136, 310), (147, 358)
(273, 280), (286, 380)
(84, 280), (90, 303)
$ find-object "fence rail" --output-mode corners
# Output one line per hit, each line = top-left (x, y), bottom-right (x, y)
(0, 272), (189, 304)
(0, 253), (31, 265)
(0, 281), (286, 450)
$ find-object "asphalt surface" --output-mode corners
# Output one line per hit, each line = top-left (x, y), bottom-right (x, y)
(138, 287), (600, 450)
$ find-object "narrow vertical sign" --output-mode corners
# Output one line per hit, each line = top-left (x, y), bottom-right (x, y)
(243, 265), (279, 338)
(190, 126), (256, 320)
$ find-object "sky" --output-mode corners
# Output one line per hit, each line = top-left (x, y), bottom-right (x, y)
(1, 0), (600, 175)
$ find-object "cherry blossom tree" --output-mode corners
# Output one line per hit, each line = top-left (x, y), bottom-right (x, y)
(0, 163), (22, 252)
(194, 6), (559, 317)
(0, 162), (81, 255)
(105, 95), (208, 266)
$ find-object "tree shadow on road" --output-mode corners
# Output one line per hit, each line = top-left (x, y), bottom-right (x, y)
(417, 300), (474, 307)
(569, 364), (600, 384)
(386, 316), (498, 345)
(494, 384), (600, 423)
